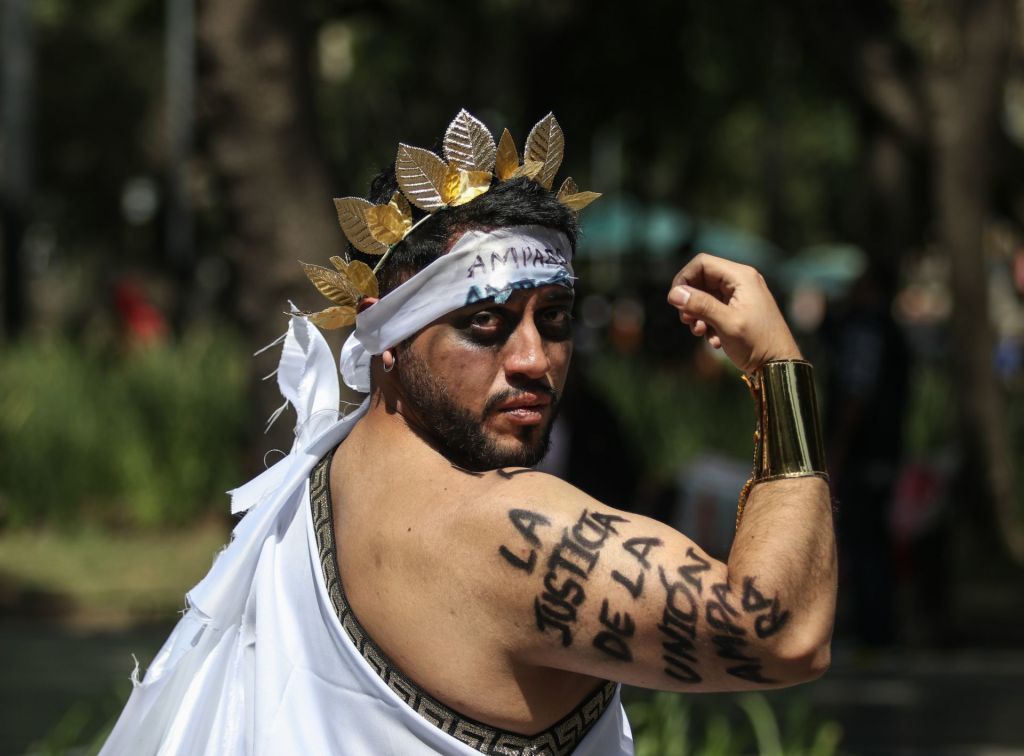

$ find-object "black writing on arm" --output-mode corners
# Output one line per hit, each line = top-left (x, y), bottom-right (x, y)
(592, 599), (636, 661)
(678, 547), (711, 594)
(657, 561), (703, 683)
(533, 509), (628, 647)
(610, 537), (663, 599)
(698, 576), (790, 685)
(742, 576), (791, 639)
(592, 535), (664, 663)
(654, 549), (794, 686)
(497, 509), (552, 575)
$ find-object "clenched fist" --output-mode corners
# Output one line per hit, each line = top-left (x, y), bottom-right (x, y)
(667, 253), (802, 374)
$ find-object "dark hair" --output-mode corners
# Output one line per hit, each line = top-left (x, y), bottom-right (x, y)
(353, 166), (579, 294)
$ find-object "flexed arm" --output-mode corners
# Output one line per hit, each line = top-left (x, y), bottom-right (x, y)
(480, 254), (835, 691)
(667, 253), (836, 681)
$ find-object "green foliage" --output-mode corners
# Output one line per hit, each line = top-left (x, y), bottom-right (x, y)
(585, 352), (753, 482)
(903, 363), (956, 458)
(26, 683), (126, 756)
(311, 0), (861, 252)
(33, 0), (164, 249)
(903, 363), (1024, 518)
(0, 331), (248, 528)
(626, 690), (842, 756)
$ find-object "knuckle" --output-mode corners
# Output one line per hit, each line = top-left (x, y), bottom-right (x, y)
(691, 296), (710, 317)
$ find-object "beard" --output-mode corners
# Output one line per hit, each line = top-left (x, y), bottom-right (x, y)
(395, 349), (561, 472)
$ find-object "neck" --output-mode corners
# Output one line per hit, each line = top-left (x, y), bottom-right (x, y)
(346, 388), (455, 473)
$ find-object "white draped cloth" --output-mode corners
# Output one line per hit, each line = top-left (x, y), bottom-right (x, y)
(101, 227), (634, 755)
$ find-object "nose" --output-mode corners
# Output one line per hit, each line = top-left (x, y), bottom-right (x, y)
(502, 317), (552, 381)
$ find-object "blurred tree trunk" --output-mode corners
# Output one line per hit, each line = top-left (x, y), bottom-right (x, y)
(797, 0), (1024, 562)
(925, 0), (1024, 562)
(797, 1), (929, 270)
(197, 0), (338, 459)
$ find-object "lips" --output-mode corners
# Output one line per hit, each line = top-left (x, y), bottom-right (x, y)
(495, 392), (551, 411)
(493, 392), (552, 425)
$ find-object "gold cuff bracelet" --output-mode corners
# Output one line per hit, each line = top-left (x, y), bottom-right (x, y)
(736, 360), (828, 529)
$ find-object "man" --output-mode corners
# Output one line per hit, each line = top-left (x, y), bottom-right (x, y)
(102, 111), (835, 755)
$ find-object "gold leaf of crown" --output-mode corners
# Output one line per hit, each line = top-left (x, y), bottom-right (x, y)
(299, 110), (600, 329)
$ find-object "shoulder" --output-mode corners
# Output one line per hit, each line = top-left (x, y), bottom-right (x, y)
(457, 466), (667, 567)
(457, 468), (644, 552)
(452, 467), (683, 642)
(469, 466), (598, 512)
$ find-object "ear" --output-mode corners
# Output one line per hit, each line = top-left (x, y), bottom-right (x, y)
(357, 296), (379, 314)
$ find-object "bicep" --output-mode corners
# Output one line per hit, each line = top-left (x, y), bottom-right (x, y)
(487, 494), (810, 692)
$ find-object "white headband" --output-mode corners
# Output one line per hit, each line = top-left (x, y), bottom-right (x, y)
(339, 224), (573, 392)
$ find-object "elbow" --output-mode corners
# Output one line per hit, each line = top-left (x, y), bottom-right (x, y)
(802, 641), (832, 681)
(772, 629), (832, 684)
(773, 601), (836, 684)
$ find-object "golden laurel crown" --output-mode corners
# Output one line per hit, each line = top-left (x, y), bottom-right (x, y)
(300, 109), (600, 329)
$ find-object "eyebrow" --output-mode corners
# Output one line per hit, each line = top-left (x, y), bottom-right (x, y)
(453, 286), (574, 317)
(539, 288), (575, 304)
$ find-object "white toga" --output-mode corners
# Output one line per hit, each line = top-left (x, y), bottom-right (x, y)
(100, 315), (633, 756)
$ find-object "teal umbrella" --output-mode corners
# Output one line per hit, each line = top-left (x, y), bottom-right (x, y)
(579, 195), (781, 271)
(687, 219), (781, 270)
(778, 243), (867, 296)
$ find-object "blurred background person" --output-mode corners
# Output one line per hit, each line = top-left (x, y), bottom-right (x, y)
(822, 263), (909, 648)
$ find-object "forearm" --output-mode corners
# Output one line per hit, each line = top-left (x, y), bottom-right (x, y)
(726, 476), (836, 676)
(617, 253), (838, 688)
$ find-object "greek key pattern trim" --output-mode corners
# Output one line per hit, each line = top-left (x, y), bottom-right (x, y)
(310, 451), (616, 755)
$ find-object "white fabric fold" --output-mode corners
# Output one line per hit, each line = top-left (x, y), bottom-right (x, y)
(340, 225), (572, 392)
(101, 314), (366, 755)
(274, 306), (341, 450)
